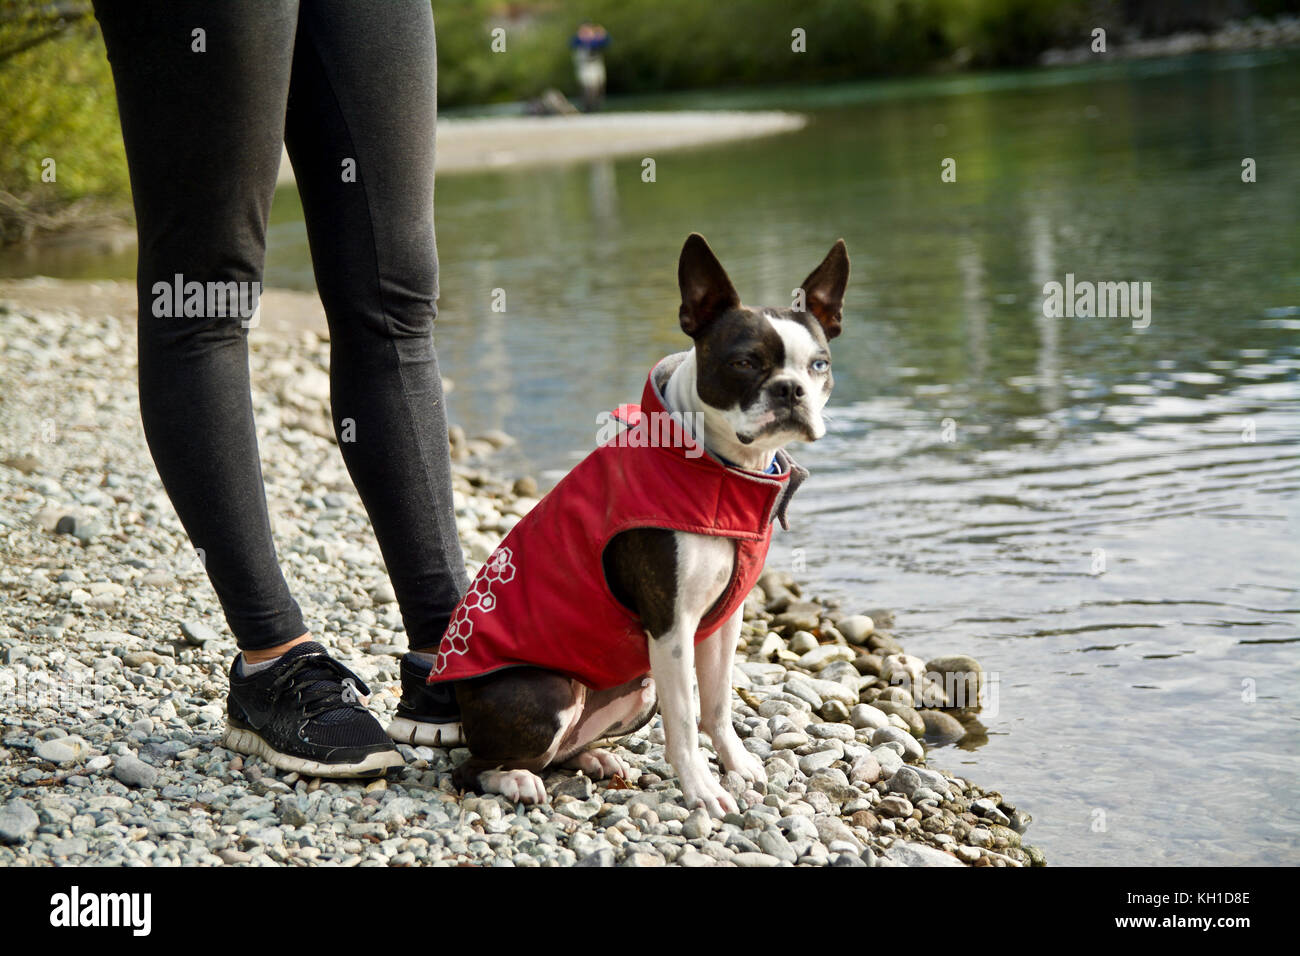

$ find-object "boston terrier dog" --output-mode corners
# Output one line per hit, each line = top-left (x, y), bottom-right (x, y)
(428, 234), (848, 817)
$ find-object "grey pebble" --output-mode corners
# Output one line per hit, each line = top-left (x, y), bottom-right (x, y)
(871, 726), (925, 762)
(850, 704), (889, 731)
(0, 799), (39, 844)
(820, 699), (851, 722)
(682, 808), (713, 840)
(837, 615), (876, 644)
(887, 767), (923, 799)
(34, 735), (92, 766)
(758, 826), (798, 863)
(872, 746), (905, 777)
(884, 842), (964, 867)
(808, 722), (855, 742)
(877, 795), (914, 818)
(920, 709), (966, 742)
(553, 775), (595, 806)
(181, 620), (220, 645)
(812, 815), (860, 850)
(798, 750), (840, 775)
(113, 754), (159, 789)
(577, 848), (615, 867)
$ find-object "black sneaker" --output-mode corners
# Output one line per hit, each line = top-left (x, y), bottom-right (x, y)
(223, 641), (404, 778)
(385, 653), (464, 747)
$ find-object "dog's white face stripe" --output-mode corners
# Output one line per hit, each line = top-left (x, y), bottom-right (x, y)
(766, 313), (822, 380)
(761, 312), (829, 438)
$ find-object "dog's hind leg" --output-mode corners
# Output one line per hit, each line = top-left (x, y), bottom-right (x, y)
(554, 672), (658, 779)
(559, 749), (627, 780)
(453, 667), (586, 803)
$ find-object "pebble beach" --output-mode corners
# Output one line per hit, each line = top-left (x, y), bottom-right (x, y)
(0, 280), (1043, 867)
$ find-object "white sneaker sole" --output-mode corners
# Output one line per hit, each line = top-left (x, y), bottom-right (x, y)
(385, 716), (465, 748)
(222, 724), (404, 778)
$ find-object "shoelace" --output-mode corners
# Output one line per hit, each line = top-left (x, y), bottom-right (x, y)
(267, 654), (372, 722)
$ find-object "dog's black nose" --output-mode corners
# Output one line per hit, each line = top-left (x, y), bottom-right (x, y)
(769, 379), (805, 406)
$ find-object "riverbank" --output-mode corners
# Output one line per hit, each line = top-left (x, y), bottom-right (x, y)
(278, 109), (807, 184)
(1039, 13), (1300, 65)
(0, 278), (1041, 867)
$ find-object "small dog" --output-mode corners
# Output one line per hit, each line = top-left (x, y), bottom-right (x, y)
(429, 233), (848, 817)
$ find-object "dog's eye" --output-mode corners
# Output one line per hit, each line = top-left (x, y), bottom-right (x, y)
(731, 358), (755, 371)
(811, 358), (830, 373)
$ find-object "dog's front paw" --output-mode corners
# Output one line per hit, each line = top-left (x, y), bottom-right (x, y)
(562, 748), (629, 780)
(721, 747), (768, 788)
(477, 768), (548, 805)
(677, 759), (738, 819)
(710, 730), (768, 789)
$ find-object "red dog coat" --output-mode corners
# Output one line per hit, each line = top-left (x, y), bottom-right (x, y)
(428, 353), (806, 691)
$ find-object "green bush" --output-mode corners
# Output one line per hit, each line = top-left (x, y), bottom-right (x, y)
(0, 7), (129, 243)
(431, 0), (1098, 105)
(435, 1), (571, 106)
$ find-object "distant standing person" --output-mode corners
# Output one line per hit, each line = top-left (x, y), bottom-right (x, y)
(570, 21), (609, 112)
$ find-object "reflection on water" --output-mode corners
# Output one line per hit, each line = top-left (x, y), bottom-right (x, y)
(8, 51), (1298, 865)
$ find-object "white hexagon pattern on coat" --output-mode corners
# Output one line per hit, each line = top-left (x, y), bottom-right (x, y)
(434, 547), (516, 674)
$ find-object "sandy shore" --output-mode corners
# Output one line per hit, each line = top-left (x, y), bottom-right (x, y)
(5, 110), (805, 256)
(278, 109), (806, 184)
(0, 277), (325, 340)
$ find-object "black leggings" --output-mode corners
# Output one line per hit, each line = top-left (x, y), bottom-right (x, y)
(93, 0), (468, 651)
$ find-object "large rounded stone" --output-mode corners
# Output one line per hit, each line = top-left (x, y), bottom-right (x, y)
(886, 766), (923, 799)
(872, 746), (905, 776)
(852, 651), (883, 677)
(34, 735), (92, 766)
(837, 615), (875, 645)
(880, 654), (926, 692)
(876, 685), (915, 707)
(773, 601), (823, 631)
(867, 631), (904, 656)
(850, 703), (890, 731)
(0, 799), (39, 844)
(871, 700), (926, 737)
(788, 630), (819, 654)
(876, 795), (914, 818)
(797, 644), (856, 672)
(113, 753), (158, 789)
(925, 655), (985, 709)
(885, 842), (964, 867)
(871, 726), (924, 762)
(849, 753), (882, 785)
(920, 709), (967, 743)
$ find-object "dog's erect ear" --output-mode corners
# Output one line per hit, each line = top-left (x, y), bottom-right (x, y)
(678, 233), (741, 337)
(798, 239), (849, 339)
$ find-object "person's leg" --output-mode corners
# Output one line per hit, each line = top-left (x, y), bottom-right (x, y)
(93, 0), (401, 775)
(284, 0), (469, 653)
(93, 0), (308, 654)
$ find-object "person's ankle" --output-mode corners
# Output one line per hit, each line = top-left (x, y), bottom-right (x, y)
(243, 633), (312, 665)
